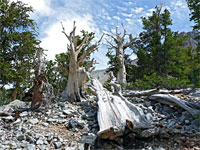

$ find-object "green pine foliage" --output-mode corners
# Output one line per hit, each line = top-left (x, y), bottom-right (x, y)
(186, 0), (200, 87)
(0, 0), (40, 101)
(128, 6), (195, 89)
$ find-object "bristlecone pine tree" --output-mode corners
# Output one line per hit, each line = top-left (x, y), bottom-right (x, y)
(61, 21), (103, 102)
(105, 24), (135, 84)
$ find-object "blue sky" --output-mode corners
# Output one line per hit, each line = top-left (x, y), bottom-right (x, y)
(13, 0), (193, 70)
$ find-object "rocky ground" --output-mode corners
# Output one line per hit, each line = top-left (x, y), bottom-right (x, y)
(0, 89), (200, 150)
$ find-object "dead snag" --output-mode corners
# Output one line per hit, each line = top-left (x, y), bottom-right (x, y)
(105, 24), (136, 84)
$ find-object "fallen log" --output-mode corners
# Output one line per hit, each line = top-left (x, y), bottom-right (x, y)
(91, 78), (151, 140)
(149, 94), (200, 116)
(123, 88), (193, 97)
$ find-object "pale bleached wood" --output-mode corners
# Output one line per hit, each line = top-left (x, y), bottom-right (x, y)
(91, 78), (151, 140)
(105, 25), (136, 84)
(61, 21), (104, 102)
(123, 88), (193, 97)
(149, 94), (200, 116)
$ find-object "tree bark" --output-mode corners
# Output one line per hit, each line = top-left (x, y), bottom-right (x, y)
(116, 45), (127, 84)
(12, 82), (19, 100)
(65, 53), (81, 102)
(31, 76), (43, 109)
(61, 21), (103, 102)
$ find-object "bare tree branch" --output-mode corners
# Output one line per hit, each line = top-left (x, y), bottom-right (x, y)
(121, 23), (127, 39)
(78, 34), (104, 67)
(123, 36), (136, 49)
(76, 34), (89, 54)
(104, 38), (117, 50)
(61, 22), (70, 40)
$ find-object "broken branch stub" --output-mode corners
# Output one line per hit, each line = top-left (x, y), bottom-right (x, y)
(91, 78), (151, 140)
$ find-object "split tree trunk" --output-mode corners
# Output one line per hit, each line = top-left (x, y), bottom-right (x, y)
(91, 78), (151, 140)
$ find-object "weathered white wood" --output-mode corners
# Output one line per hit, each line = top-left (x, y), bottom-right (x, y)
(105, 25), (135, 84)
(91, 78), (151, 140)
(149, 94), (200, 116)
(61, 21), (104, 102)
(124, 88), (193, 97)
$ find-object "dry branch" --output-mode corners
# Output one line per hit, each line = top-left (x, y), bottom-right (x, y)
(149, 94), (200, 116)
(124, 88), (193, 97)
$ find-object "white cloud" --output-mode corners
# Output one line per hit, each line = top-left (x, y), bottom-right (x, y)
(116, 6), (128, 11)
(171, 0), (187, 9)
(113, 16), (121, 21)
(169, 0), (190, 23)
(125, 18), (132, 24)
(131, 7), (144, 14)
(121, 13), (133, 17)
(13, 0), (53, 16)
(145, 8), (155, 16)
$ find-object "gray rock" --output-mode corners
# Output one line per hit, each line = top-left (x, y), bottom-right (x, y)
(173, 129), (181, 134)
(25, 135), (35, 143)
(20, 111), (28, 117)
(59, 114), (66, 118)
(144, 101), (151, 107)
(38, 144), (49, 150)
(29, 118), (39, 125)
(36, 137), (44, 145)
(146, 113), (153, 121)
(42, 122), (49, 127)
(47, 118), (56, 122)
(45, 110), (51, 115)
(53, 115), (59, 119)
(58, 102), (65, 107)
(27, 144), (35, 150)
(54, 141), (62, 149)
(140, 128), (160, 138)
(63, 109), (74, 117)
(78, 135), (97, 145)
(87, 121), (95, 126)
(163, 106), (174, 113)
(184, 119), (190, 125)
(154, 147), (165, 150)
(192, 119), (200, 128)
(87, 110), (95, 118)
(17, 135), (25, 141)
